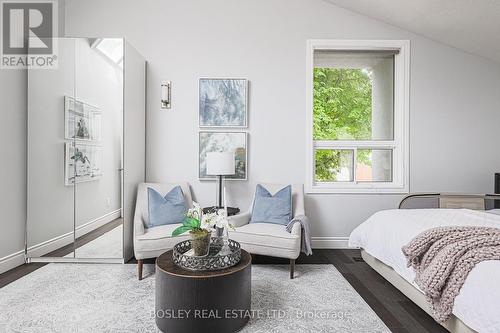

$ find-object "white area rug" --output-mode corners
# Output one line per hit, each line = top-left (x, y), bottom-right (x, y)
(0, 264), (390, 333)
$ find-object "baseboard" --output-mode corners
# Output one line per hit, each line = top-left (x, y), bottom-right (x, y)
(311, 237), (351, 249)
(74, 209), (122, 239)
(0, 250), (26, 275)
(27, 209), (122, 258)
(0, 209), (121, 274)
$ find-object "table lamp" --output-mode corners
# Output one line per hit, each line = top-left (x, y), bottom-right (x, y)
(206, 152), (235, 208)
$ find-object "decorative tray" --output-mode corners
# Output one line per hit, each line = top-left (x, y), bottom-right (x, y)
(172, 238), (241, 271)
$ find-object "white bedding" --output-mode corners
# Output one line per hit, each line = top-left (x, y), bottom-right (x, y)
(349, 209), (500, 333)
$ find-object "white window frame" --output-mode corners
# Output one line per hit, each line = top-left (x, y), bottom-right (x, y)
(305, 39), (410, 194)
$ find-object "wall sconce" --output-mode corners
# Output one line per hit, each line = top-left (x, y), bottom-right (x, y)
(161, 81), (171, 109)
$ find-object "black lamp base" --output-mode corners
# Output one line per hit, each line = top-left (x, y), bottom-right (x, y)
(206, 175), (239, 216)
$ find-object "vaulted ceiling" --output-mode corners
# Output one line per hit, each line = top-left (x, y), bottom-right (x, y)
(325, 0), (500, 63)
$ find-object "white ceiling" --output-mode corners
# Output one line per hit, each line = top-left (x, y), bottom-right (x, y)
(325, 0), (500, 63)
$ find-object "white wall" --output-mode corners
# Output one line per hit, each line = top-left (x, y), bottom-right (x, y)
(0, 0), (496, 268)
(64, 0), (500, 247)
(2, 0), (500, 269)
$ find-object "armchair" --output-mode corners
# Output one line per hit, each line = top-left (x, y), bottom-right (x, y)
(133, 182), (193, 280)
(228, 183), (305, 279)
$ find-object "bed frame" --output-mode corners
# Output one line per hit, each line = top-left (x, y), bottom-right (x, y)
(361, 193), (500, 333)
(361, 251), (476, 333)
(399, 193), (500, 210)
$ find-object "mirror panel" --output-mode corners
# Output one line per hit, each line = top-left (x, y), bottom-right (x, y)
(27, 38), (126, 260)
(73, 38), (123, 259)
(27, 38), (76, 258)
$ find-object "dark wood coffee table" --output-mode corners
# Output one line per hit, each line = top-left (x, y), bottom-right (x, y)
(155, 249), (251, 333)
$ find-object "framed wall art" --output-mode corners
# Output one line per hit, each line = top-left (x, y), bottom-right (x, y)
(199, 131), (247, 180)
(64, 96), (102, 142)
(199, 78), (248, 128)
(65, 143), (103, 185)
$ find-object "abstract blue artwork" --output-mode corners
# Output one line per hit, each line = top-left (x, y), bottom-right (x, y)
(199, 78), (247, 127)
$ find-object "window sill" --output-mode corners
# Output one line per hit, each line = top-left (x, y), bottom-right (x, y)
(305, 185), (409, 195)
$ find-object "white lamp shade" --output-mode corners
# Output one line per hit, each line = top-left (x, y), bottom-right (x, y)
(206, 152), (235, 175)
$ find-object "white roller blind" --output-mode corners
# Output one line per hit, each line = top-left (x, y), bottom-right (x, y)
(314, 50), (396, 69)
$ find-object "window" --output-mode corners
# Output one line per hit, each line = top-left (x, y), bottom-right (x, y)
(306, 40), (409, 193)
(91, 38), (124, 69)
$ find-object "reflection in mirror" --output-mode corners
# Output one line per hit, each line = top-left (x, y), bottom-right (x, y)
(27, 38), (124, 260)
(73, 38), (123, 259)
(27, 38), (77, 258)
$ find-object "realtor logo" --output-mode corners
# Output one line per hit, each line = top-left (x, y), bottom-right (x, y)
(1, 0), (57, 68)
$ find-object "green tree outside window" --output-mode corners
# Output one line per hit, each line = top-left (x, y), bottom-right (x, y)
(313, 68), (372, 182)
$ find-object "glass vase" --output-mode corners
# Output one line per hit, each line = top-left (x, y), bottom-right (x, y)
(190, 231), (210, 257)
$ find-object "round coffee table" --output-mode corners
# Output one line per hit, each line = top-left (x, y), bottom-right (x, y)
(155, 249), (251, 333)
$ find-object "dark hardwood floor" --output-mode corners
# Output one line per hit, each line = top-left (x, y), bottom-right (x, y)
(1, 246), (447, 333)
(0, 218), (122, 288)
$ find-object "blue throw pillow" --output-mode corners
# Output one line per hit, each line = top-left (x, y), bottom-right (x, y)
(250, 184), (292, 225)
(147, 186), (187, 227)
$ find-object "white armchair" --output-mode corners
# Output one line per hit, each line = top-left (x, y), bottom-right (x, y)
(133, 182), (193, 280)
(228, 183), (305, 279)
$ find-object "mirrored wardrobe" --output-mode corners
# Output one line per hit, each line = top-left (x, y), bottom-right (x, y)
(26, 38), (146, 263)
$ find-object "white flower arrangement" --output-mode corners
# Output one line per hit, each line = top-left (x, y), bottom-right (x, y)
(181, 202), (236, 232)
(186, 202), (202, 220)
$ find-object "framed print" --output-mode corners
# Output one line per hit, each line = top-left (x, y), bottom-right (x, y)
(199, 78), (248, 128)
(85, 104), (102, 142)
(65, 96), (102, 142)
(199, 131), (247, 180)
(65, 143), (103, 185)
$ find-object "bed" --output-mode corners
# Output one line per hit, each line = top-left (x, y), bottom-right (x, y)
(349, 193), (500, 333)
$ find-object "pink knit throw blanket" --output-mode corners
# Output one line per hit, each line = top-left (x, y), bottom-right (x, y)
(401, 226), (500, 322)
